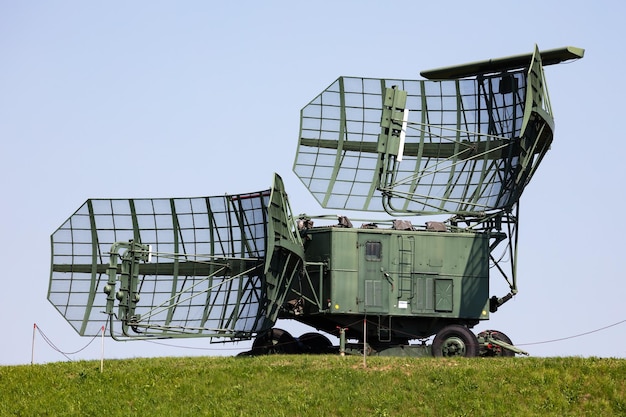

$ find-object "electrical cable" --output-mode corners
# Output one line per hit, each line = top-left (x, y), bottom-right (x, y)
(515, 319), (626, 346)
(35, 324), (101, 361)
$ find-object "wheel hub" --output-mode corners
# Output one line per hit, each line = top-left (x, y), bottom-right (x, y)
(441, 336), (466, 356)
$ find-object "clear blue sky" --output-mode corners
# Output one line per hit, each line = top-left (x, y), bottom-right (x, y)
(1, 1), (624, 365)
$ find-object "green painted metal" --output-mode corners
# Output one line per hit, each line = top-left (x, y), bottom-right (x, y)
(287, 225), (490, 340)
(262, 174), (305, 325)
(102, 240), (151, 336)
(420, 46), (584, 80)
(293, 45), (578, 216)
(49, 174), (303, 340)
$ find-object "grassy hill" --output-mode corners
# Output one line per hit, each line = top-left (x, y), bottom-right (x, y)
(1, 355), (624, 416)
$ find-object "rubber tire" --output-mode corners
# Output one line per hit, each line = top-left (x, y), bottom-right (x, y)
(432, 325), (479, 357)
(478, 330), (515, 357)
(298, 332), (332, 354)
(251, 328), (298, 355)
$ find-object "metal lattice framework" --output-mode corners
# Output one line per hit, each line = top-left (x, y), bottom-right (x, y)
(294, 46), (558, 216)
(49, 174), (303, 339)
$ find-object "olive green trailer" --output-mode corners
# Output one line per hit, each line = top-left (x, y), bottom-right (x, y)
(277, 224), (491, 355)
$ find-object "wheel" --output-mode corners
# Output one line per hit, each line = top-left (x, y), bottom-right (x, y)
(431, 325), (479, 357)
(477, 330), (515, 357)
(251, 328), (298, 355)
(298, 332), (332, 354)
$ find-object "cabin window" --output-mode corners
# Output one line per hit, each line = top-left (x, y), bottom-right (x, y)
(365, 241), (382, 261)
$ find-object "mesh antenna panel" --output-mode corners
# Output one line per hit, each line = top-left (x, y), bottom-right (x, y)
(48, 174), (304, 339)
(294, 46), (583, 215)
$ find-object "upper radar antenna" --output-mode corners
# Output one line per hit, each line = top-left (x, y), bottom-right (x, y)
(294, 46), (583, 216)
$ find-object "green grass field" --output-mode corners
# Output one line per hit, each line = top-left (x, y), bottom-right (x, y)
(1, 355), (624, 416)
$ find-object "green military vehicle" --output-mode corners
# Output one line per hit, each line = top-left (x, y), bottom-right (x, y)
(49, 46), (583, 357)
